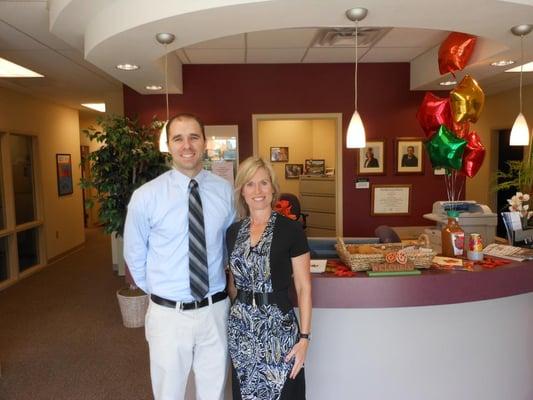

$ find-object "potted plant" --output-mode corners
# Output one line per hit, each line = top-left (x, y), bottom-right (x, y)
(81, 115), (170, 327)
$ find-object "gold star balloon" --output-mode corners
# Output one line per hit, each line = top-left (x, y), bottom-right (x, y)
(450, 75), (485, 123)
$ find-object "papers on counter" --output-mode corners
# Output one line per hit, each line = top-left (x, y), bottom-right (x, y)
(483, 243), (533, 262)
(310, 259), (327, 273)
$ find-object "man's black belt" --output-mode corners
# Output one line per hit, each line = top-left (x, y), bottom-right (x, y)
(150, 291), (227, 311)
(236, 289), (292, 312)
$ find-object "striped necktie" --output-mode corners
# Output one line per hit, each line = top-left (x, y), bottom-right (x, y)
(188, 179), (209, 300)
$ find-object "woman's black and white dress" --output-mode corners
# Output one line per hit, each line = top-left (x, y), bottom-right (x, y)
(226, 212), (309, 400)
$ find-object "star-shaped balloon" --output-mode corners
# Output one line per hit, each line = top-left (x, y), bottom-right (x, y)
(416, 92), (454, 138)
(460, 131), (485, 178)
(450, 75), (485, 123)
(438, 32), (477, 75)
(453, 120), (470, 139)
(425, 125), (467, 170)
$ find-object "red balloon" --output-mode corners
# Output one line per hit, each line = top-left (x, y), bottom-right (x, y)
(460, 131), (485, 178)
(438, 32), (477, 75)
(453, 120), (470, 139)
(416, 92), (453, 137)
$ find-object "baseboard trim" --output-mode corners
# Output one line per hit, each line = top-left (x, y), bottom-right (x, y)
(47, 242), (85, 265)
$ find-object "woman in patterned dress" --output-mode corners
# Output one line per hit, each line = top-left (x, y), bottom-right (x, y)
(226, 156), (312, 400)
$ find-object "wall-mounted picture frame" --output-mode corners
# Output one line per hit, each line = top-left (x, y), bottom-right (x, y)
(371, 184), (412, 216)
(357, 140), (385, 175)
(56, 153), (73, 196)
(304, 159), (325, 175)
(270, 146), (289, 162)
(395, 137), (424, 174)
(285, 163), (303, 179)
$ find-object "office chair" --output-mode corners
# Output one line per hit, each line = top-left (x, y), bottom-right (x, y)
(374, 225), (401, 243)
(278, 193), (308, 230)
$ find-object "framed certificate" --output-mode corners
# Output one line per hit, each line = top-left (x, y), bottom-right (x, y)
(371, 184), (411, 216)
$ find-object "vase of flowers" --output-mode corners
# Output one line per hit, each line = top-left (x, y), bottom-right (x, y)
(507, 192), (532, 229)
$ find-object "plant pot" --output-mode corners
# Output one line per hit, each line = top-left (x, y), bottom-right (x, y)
(116, 287), (148, 328)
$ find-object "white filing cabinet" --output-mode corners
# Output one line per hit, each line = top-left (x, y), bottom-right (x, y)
(299, 175), (336, 237)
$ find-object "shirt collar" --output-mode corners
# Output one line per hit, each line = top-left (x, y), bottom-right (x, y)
(170, 167), (207, 191)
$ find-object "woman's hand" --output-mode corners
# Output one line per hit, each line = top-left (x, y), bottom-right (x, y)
(285, 339), (309, 379)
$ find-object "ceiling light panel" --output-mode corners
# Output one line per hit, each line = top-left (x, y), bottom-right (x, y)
(506, 61), (533, 72)
(0, 57), (43, 77)
(491, 60), (515, 67)
(81, 103), (106, 112)
(116, 63), (139, 70)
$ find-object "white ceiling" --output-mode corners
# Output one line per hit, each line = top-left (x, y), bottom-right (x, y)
(1, 0), (533, 110)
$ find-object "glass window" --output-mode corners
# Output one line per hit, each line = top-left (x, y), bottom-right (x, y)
(0, 236), (8, 281)
(10, 134), (36, 225)
(17, 228), (39, 272)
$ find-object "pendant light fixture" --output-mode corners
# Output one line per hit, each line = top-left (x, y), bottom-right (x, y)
(155, 32), (176, 152)
(345, 7), (368, 149)
(509, 24), (532, 146)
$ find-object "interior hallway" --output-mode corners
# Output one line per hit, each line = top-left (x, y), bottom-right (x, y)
(0, 228), (152, 400)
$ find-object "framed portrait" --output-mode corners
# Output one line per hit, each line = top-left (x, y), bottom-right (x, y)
(371, 184), (412, 216)
(395, 137), (424, 174)
(270, 146), (289, 162)
(285, 163), (303, 179)
(304, 159), (325, 175)
(357, 140), (385, 175)
(56, 153), (73, 196)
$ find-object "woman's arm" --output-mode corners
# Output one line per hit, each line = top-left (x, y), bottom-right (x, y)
(285, 251), (312, 379)
(226, 268), (237, 301)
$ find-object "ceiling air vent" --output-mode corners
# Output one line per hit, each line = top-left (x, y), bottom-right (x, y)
(312, 27), (390, 48)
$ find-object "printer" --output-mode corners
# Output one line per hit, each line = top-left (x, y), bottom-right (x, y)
(423, 201), (497, 251)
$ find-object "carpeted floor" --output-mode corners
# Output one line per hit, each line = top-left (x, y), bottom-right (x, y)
(0, 228), (152, 400)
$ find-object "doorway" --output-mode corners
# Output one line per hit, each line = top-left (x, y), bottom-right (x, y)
(496, 129), (524, 238)
(252, 113), (343, 237)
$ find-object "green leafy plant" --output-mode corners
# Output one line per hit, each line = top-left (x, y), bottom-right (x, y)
(81, 115), (170, 236)
(493, 156), (533, 194)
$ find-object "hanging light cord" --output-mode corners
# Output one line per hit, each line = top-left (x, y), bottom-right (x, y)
(520, 35), (524, 114)
(354, 20), (359, 110)
(165, 43), (169, 121)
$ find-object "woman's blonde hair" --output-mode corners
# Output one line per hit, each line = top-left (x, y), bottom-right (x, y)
(234, 156), (280, 218)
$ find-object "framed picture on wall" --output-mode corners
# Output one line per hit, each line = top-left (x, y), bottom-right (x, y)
(371, 184), (412, 216)
(357, 140), (385, 175)
(304, 159), (325, 175)
(395, 137), (424, 174)
(270, 146), (289, 162)
(56, 153), (73, 196)
(285, 164), (303, 179)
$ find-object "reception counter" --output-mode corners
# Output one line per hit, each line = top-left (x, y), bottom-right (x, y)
(304, 261), (533, 400)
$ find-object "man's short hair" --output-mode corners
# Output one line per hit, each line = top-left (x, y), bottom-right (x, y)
(166, 113), (206, 142)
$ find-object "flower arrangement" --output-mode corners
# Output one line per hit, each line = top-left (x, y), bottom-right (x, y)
(274, 200), (297, 220)
(507, 192), (532, 221)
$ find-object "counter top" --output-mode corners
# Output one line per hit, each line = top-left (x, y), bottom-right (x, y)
(311, 261), (533, 308)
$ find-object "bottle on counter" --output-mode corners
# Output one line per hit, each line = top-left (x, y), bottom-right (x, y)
(441, 210), (465, 257)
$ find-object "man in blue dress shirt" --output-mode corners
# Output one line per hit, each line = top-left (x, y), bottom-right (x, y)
(124, 113), (235, 400)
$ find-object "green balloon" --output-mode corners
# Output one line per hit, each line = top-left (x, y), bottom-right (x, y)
(425, 125), (467, 170)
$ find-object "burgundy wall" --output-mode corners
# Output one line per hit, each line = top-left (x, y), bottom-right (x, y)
(124, 63), (456, 236)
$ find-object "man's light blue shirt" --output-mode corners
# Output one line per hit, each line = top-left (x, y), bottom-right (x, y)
(124, 168), (236, 302)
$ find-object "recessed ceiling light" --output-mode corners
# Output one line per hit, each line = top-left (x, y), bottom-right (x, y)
(0, 57), (43, 77)
(81, 103), (106, 112)
(116, 63), (139, 71)
(146, 85), (163, 91)
(439, 80), (457, 86)
(491, 60), (515, 67)
(505, 61), (533, 72)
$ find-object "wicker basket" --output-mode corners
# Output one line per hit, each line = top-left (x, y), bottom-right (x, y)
(116, 288), (149, 328)
(335, 237), (436, 272)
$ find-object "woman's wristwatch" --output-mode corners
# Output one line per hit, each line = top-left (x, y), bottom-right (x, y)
(299, 333), (311, 341)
